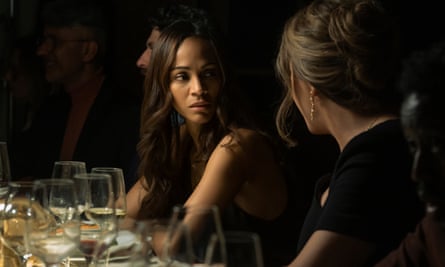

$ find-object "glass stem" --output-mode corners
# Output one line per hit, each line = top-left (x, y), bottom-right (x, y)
(20, 254), (33, 267)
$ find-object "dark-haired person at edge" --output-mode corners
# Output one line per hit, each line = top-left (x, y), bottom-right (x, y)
(9, 0), (140, 190)
(274, 0), (424, 266)
(126, 17), (301, 266)
(136, 3), (210, 76)
(373, 42), (445, 267)
(3, 35), (51, 137)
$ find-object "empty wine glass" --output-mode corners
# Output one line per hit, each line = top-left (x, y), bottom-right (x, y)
(0, 181), (34, 266)
(155, 218), (194, 266)
(51, 161), (86, 179)
(0, 253), (21, 267)
(104, 217), (148, 266)
(170, 204), (226, 264)
(0, 142), (14, 259)
(110, 218), (161, 267)
(0, 142), (11, 197)
(50, 161), (86, 266)
(0, 181), (20, 267)
(73, 173), (118, 266)
(27, 179), (81, 267)
(91, 167), (127, 223)
(205, 231), (264, 267)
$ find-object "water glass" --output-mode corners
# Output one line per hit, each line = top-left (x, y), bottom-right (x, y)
(206, 231), (264, 267)
(51, 161), (86, 179)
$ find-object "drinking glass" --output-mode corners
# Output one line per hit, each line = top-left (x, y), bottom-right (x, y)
(27, 179), (81, 267)
(205, 231), (264, 267)
(0, 183), (9, 214)
(0, 254), (21, 267)
(51, 161), (86, 179)
(0, 181), (34, 266)
(104, 217), (149, 266)
(0, 181), (11, 266)
(156, 218), (194, 266)
(73, 173), (118, 266)
(0, 142), (11, 197)
(0, 142), (12, 255)
(91, 167), (127, 223)
(169, 204), (225, 263)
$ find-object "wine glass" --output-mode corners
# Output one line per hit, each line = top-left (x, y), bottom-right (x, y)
(50, 160), (86, 266)
(0, 253), (21, 267)
(27, 179), (81, 267)
(169, 204), (226, 264)
(205, 231), (264, 267)
(104, 217), (151, 266)
(90, 167), (127, 223)
(51, 161), (87, 179)
(0, 142), (11, 197)
(154, 218), (194, 266)
(0, 181), (20, 267)
(0, 181), (34, 266)
(73, 173), (118, 266)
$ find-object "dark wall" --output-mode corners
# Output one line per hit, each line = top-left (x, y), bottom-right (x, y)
(5, 0), (442, 187)
(109, 0), (303, 101)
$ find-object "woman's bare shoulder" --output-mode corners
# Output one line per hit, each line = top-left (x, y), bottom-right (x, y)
(218, 127), (275, 156)
(224, 127), (267, 142)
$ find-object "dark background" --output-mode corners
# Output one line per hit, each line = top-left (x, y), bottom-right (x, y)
(2, 0), (444, 140)
(1, 1), (444, 209)
(1, 0), (308, 140)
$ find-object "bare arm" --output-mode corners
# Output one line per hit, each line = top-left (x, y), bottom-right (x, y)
(185, 132), (248, 209)
(125, 178), (148, 219)
(288, 230), (375, 267)
(186, 128), (287, 219)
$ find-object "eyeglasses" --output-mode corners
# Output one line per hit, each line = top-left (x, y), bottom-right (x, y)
(36, 35), (91, 51)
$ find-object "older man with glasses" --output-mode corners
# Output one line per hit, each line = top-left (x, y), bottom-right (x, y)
(9, 0), (140, 191)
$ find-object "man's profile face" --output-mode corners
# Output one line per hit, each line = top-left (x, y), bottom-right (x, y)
(136, 28), (161, 76)
(36, 26), (92, 84)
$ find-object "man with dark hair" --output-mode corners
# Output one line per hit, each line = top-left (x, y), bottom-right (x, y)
(136, 3), (211, 75)
(10, 0), (140, 191)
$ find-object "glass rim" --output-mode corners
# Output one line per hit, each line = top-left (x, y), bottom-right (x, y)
(33, 178), (75, 186)
(53, 160), (86, 165)
(72, 172), (112, 180)
(8, 181), (35, 187)
(91, 167), (124, 176)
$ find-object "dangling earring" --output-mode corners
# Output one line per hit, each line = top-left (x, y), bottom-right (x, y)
(309, 89), (315, 121)
(170, 110), (184, 126)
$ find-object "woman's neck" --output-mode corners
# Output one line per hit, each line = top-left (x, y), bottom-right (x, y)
(185, 121), (202, 149)
(329, 110), (397, 151)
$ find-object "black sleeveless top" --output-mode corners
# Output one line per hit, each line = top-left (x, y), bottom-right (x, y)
(297, 120), (424, 266)
(222, 176), (303, 267)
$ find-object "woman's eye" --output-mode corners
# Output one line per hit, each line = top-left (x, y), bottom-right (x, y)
(174, 73), (189, 81)
(202, 69), (218, 79)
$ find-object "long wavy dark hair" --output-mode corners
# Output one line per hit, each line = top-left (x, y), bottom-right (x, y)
(136, 19), (260, 219)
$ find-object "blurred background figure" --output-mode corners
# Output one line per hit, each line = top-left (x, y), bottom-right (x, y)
(9, 0), (140, 190)
(136, 3), (210, 76)
(3, 35), (51, 135)
(374, 42), (445, 267)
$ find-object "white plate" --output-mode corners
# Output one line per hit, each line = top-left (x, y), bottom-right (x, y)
(108, 230), (138, 254)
